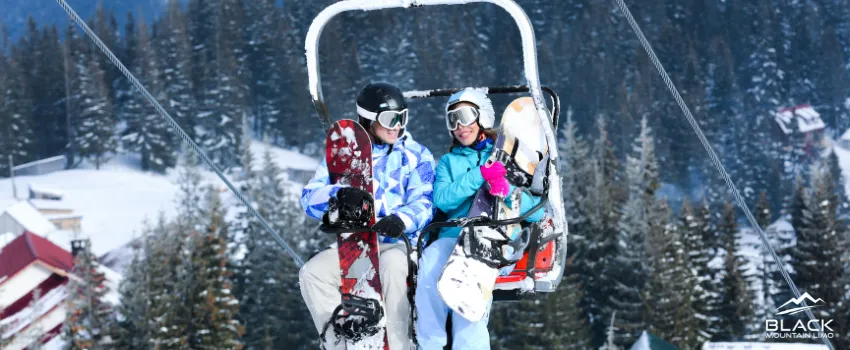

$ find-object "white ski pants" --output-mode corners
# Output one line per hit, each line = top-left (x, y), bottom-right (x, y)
(299, 243), (412, 350)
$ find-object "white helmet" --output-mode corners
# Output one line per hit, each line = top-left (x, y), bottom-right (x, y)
(445, 88), (496, 129)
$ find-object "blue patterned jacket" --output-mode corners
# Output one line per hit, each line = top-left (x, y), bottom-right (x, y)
(300, 132), (436, 243)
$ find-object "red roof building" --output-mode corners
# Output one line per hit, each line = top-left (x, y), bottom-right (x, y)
(0, 232), (74, 348)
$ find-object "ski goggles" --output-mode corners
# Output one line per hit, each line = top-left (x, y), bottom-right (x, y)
(357, 105), (409, 129)
(445, 105), (480, 131)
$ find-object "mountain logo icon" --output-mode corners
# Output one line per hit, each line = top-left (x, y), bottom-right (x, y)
(774, 293), (825, 316)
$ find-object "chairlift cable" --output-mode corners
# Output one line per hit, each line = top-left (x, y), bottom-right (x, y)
(613, 0), (834, 347)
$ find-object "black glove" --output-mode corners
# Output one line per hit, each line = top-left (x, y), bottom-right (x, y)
(371, 214), (406, 239)
(324, 187), (373, 227)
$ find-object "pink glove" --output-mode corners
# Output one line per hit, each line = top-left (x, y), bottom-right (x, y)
(480, 162), (510, 198)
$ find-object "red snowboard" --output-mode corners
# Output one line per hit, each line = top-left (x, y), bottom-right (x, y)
(325, 119), (389, 349)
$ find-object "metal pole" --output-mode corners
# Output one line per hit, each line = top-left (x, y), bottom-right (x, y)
(9, 155), (16, 200)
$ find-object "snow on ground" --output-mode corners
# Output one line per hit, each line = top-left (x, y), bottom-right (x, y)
(0, 140), (319, 262)
(0, 167), (180, 256)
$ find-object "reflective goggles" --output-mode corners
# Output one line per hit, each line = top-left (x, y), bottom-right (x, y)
(445, 105), (480, 131)
(357, 105), (408, 129)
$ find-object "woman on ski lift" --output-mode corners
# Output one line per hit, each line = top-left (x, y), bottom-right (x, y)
(415, 88), (545, 349)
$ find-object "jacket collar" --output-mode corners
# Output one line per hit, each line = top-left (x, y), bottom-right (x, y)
(451, 139), (494, 156)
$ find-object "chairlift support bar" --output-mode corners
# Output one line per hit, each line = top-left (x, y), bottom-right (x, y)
(305, 1), (568, 291)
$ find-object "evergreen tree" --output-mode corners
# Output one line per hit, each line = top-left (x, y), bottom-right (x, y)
(115, 13), (139, 130)
(176, 150), (206, 231)
(89, 3), (121, 100)
(69, 32), (117, 169)
(715, 201), (753, 341)
(111, 225), (152, 350)
(679, 197), (721, 342)
(646, 201), (700, 349)
(561, 110), (592, 275)
(62, 239), (114, 349)
(0, 37), (35, 176)
(542, 258), (593, 349)
(244, 0), (287, 137)
(583, 115), (624, 346)
(598, 312), (621, 350)
(603, 116), (659, 346)
(754, 191), (777, 338)
(17, 18), (67, 160)
(121, 17), (178, 172)
(147, 214), (189, 349)
(796, 163), (848, 347)
(235, 146), (315, 348)
(187, 186), (243, 349)
(157, 0), (196, 142)
(195, 4), (244, 169)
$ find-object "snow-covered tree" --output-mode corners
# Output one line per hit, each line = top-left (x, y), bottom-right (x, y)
(187, 186), (243, 348)
(233, 146), (316, 349)
(794, 162), (849, 347)
(111, 228), (151, 350)
(584, 115), (625, 345)
(157, 0), (196, 142)
(543, 259), (592, 349)
(146, 214), (188, 349)
(62, 239), (114, 349)
(121, 17), (178, 172)
(715, 201), (753, 341)
(679, 197), (721, 342)
(175, 150), (206, 232)
(70, 43), (117, 169)
(0, 44), (34, 176)
(603, 116), (660, 346)
(646, 201), (700, 348)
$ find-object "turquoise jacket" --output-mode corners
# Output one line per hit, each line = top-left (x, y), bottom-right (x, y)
(433, 141), (545, 240)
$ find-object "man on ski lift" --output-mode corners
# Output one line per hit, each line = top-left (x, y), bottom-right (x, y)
(299, 82), (436, 350)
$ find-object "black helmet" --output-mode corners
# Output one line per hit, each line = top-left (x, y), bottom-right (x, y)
(356, 82), (408, 134)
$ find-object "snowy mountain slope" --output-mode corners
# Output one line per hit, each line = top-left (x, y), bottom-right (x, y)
(0, 141), (319, 266)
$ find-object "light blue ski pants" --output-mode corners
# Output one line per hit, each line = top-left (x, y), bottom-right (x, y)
(415, 237), (492, 350)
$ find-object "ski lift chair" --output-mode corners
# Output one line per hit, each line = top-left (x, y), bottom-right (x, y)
(305, 0), (569, 301)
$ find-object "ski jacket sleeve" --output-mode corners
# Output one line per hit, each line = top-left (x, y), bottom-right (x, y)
(432, 155), (486, 213)
(391, 145), (437, 235)
(300, 158), (345, 221)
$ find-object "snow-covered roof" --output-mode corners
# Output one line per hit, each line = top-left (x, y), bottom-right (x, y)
(0, 232), (16, 249)
(11, 155), (65, 172)
(773, 105), (825, 134)
(629, 331), (677, 350)
(703, 342), (828, 350)
(1, 201), (57, 236)
(28, 199), (71, 211)
(28, 183), (64, 199)
(841, 128), (850, 141)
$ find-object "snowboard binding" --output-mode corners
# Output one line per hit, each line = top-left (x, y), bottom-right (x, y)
(320, 193), (374, 234)
(460, 219), (531, 269)
(321, 294), (385, 344)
